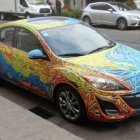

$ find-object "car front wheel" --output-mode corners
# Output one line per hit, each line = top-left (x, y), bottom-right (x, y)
(25, 13), (31, 19)
(83, 16), (91, 25)
(117, 18), (127, 30)
(0, 13), (5, 20)
(56, 86), (86, 123)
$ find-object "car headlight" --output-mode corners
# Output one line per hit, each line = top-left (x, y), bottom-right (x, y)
(84, 76), (126, 91)
(128, 15), (140, 19)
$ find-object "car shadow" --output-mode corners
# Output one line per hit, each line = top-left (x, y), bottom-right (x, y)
(50, 113), (140, 140)
(81, 116), (140, 130)
(0, 79), (58, 113)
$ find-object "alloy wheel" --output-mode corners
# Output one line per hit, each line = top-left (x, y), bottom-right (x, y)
(58, 90), (81, 121)
(83, 16), (91, 25)
(117, 18), (127, 30)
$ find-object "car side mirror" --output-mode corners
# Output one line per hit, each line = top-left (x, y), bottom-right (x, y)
(108, 9), (114, 13)
(28, 49), (49, 60)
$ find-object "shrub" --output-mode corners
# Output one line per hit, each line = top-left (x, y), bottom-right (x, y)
(62, 8), (81, 18)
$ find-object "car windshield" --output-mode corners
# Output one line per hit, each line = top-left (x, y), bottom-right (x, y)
(40, 23), (116, 57)
(27, 0), (45, 5)
(112, 3), (133, 11)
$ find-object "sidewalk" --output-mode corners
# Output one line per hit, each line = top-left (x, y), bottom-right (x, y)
(0, 96), (83, 140)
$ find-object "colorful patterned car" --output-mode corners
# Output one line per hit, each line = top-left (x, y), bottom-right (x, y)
(0, 17), (140, 123)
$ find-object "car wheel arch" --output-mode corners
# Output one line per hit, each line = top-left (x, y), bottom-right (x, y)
(83, 15), (91, 20)
(25, 12), (31, 19)
(116, 17), (127, 23)
(53, 83), (80, 102)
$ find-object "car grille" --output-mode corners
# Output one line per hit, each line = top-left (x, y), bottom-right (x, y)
(97, 97), (118, 115)
(122, 93), (140, 109)
(40, 8), (50, 13)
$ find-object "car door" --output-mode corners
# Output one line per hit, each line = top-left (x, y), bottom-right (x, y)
(17, 0), (29, 14)
(100, 4), (118, 25)
(0, 27), (16, 81)
(13, 27), (53, 97)
(89, 4), (102, 24)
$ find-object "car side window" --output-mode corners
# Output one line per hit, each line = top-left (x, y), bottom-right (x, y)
(0, 27), (15, 46)
(91, 4), (115, 11)
(102, 4), (115, 11)
(17, 27), (43, 53)
(90, 4), (105, 10)
(20, 0), (28, 7)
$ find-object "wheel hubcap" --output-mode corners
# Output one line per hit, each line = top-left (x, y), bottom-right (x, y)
(59, 91), (80, 120)
(118, 20), (126, 29)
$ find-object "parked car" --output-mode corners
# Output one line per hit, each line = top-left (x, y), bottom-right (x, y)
(0, 0), (52, 20)
(82, 2), (140, 30)
(1, 17), (140, 123)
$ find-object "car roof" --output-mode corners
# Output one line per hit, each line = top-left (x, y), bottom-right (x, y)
(105, 1), (123, 5)
(89, 1), (122, 5)
(1, 17), (82, 31)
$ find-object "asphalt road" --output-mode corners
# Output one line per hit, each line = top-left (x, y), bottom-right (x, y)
(97, 25), (140, 50)
(1, 20), (140, 140)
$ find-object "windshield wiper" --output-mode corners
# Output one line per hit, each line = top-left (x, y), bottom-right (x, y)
(88, 45), (115, 55)
(58, 53), (86, 57)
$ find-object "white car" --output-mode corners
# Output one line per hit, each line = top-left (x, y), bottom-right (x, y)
(0, 0), (52, 20)
(82, 2), (140, 30)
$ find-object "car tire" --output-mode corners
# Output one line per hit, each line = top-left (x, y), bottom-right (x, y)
(25, 13), (31, 19)
(83, 16), (91, 25)
(0, 13), (5, 20)
(0, 77), (4, 85)
(56, 85), (86, 123)
(117, 18), (127, 30)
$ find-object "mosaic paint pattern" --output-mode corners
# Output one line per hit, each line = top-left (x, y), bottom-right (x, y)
(0, 17), (139, 122)
(68, 44), (140, 93)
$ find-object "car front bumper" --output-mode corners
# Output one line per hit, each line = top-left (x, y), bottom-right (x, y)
(83, 91), (140, 122)
(30, 13), (52, 17)
(127, 18), (140, 27)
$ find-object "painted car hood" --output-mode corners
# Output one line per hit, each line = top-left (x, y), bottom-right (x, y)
(67, 44), (140, 93)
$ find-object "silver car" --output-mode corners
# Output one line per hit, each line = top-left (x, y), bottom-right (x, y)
(82, 2), (140, 30)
